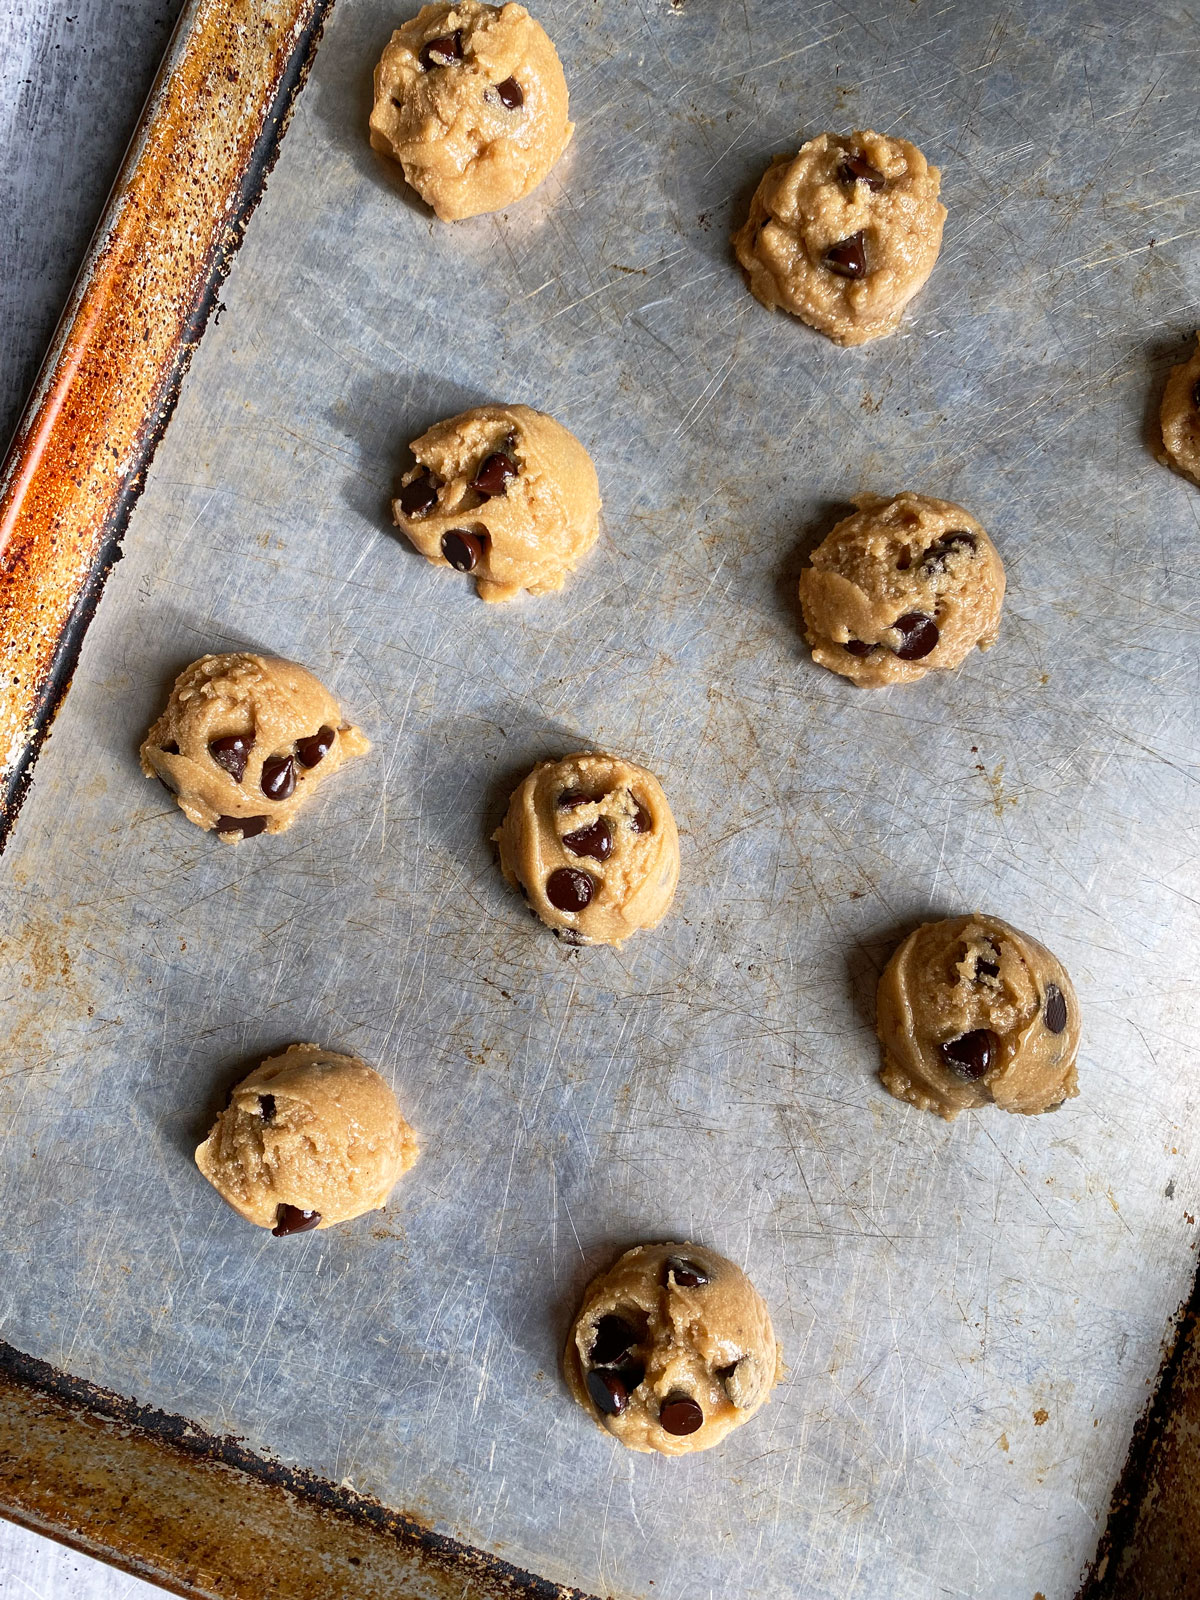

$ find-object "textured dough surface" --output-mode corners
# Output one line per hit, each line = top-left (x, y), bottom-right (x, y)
(877, 914), (1081, 1120)
(732, 130), (946, 346)
(797, 492), (1005, 686)
(394, 403), (600, 602)
(1158, 334), (1200, 487)
(369, 0), (572, 221)
(494, 751), (679, 946)
(195, 1045), (419, 1230)
(141, 653), (369, 840)
(565, 1242), (781, 1456)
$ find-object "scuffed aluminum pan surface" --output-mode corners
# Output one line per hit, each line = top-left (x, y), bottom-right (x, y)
(2, 1), (1199, 1596)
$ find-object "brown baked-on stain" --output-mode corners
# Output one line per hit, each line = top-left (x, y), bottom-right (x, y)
(0, 0), (336, 848)
(1033, 1408), (1049, 1427)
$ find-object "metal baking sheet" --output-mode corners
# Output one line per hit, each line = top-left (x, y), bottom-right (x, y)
(2, 1), (1199, 1596)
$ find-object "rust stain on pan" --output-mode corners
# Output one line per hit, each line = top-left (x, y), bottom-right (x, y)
(1076, 1276), (1200, 1600)
(0, 0), (334, 848)
(0, 1341), (600, 1600)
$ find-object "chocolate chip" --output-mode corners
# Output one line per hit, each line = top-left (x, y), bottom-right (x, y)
(586, 1368), (629, 1416)
(1192, 378), (1200, 412)
(296, 726), (335, 769)
(590, 1314), (639, 1365)
(558, 788), (598, 809)
(844, 639), (876, 657)
(1044, 983), (1068, 1034)
(161, 741), (180, 755)
(209, 733), (253, 783)
(629, 797), (651, 834)
(562, 818), (613, 861)
(261, 754), (296, 801)
(492, 76), (524, 109)
(663, 1256), (709, 1289)
(921, 531), (977, 572)
(824, 231), (867, 279)
(837, 152), (885, 191)
(975, 957), (1000, 980)
(546, 867), (595, 911)
(215, 814), (268, 838)
(890, 612), (940, 660)
(398, 471), (438, 518)
(258, 1094), (276, 1123)
(939, 1028), (998, 1080)
(441, 529), (483, 571)
(272, 1204), (321, 1237)
(659, 1395), (704, 1436)
(471, 451), (518, 498)
(419, 29), (462, 69)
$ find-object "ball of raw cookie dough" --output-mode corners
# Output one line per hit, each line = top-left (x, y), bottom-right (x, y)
(369, 0), (572, 221)
(195, 1044), (419, 1232)
(1158, 333), (1200, 488)
(394, 404), (600, 602)
(732, 130), (946, 346)
(876, 914), (1081, 1121)
(140, 653), (369, 840)
(494, 751), (679, 946)
(797, 492), (1005, 687)
(565, 1242), (781, 1457)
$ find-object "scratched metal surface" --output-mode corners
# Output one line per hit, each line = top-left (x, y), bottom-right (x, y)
(2, 1), (1199, 1596)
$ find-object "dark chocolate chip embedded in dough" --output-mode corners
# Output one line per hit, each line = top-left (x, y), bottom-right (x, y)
(258, 1094), (276, 1123)
(296, 726), (335, 769)
(975, 956), (1000, 980)
(659, 1395), (704, 1436)
(209, 733), (253, 783)
(558, 788), (598, 810)
(1192, 378), (1200, 411)
(441, 529), (483, 571)
(261, 754), (296, 801)
(215, 814), (269, 838)
(590, 1314), (639, 1366)
(890, 612), (940, 660)
(629, 796), (652, 834)
(272, 1204), (320, 1236)
(546, 867), (595, 912)
(398, 472), (438, 519)
(1044, 983), (1068, 1034)
(586, 1368), (628, 1416)
(470, 450), (517, 498)
(824, 231), (868, 279)
(921, 531), (977, 572)
(493, 76), (524, 109)
(844, 639), (876, 657)
(837, 152), (885, 191)
(663, 1255), (709, 1289)
(563, 818), (613, 861)
(419, 29), (462, 69)
(939, 1028), (998, 1081)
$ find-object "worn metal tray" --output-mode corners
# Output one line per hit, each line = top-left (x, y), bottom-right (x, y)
(2, 0), (1199, 1596)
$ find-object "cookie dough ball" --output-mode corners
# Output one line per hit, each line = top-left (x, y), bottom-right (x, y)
(394, 404), (600, 602)
(494, 751), (678, 946)
(141, 653), (369, 841)
(797, 492), (1005, 687)
(733, 130), (946, 346)
(1159, 334), (1200, 487)
(876, 914), (1081, 1121)
(369, 0), (572, 222)
(195, 1044), (419, 1232)
(565, 1242), (781, 1457)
